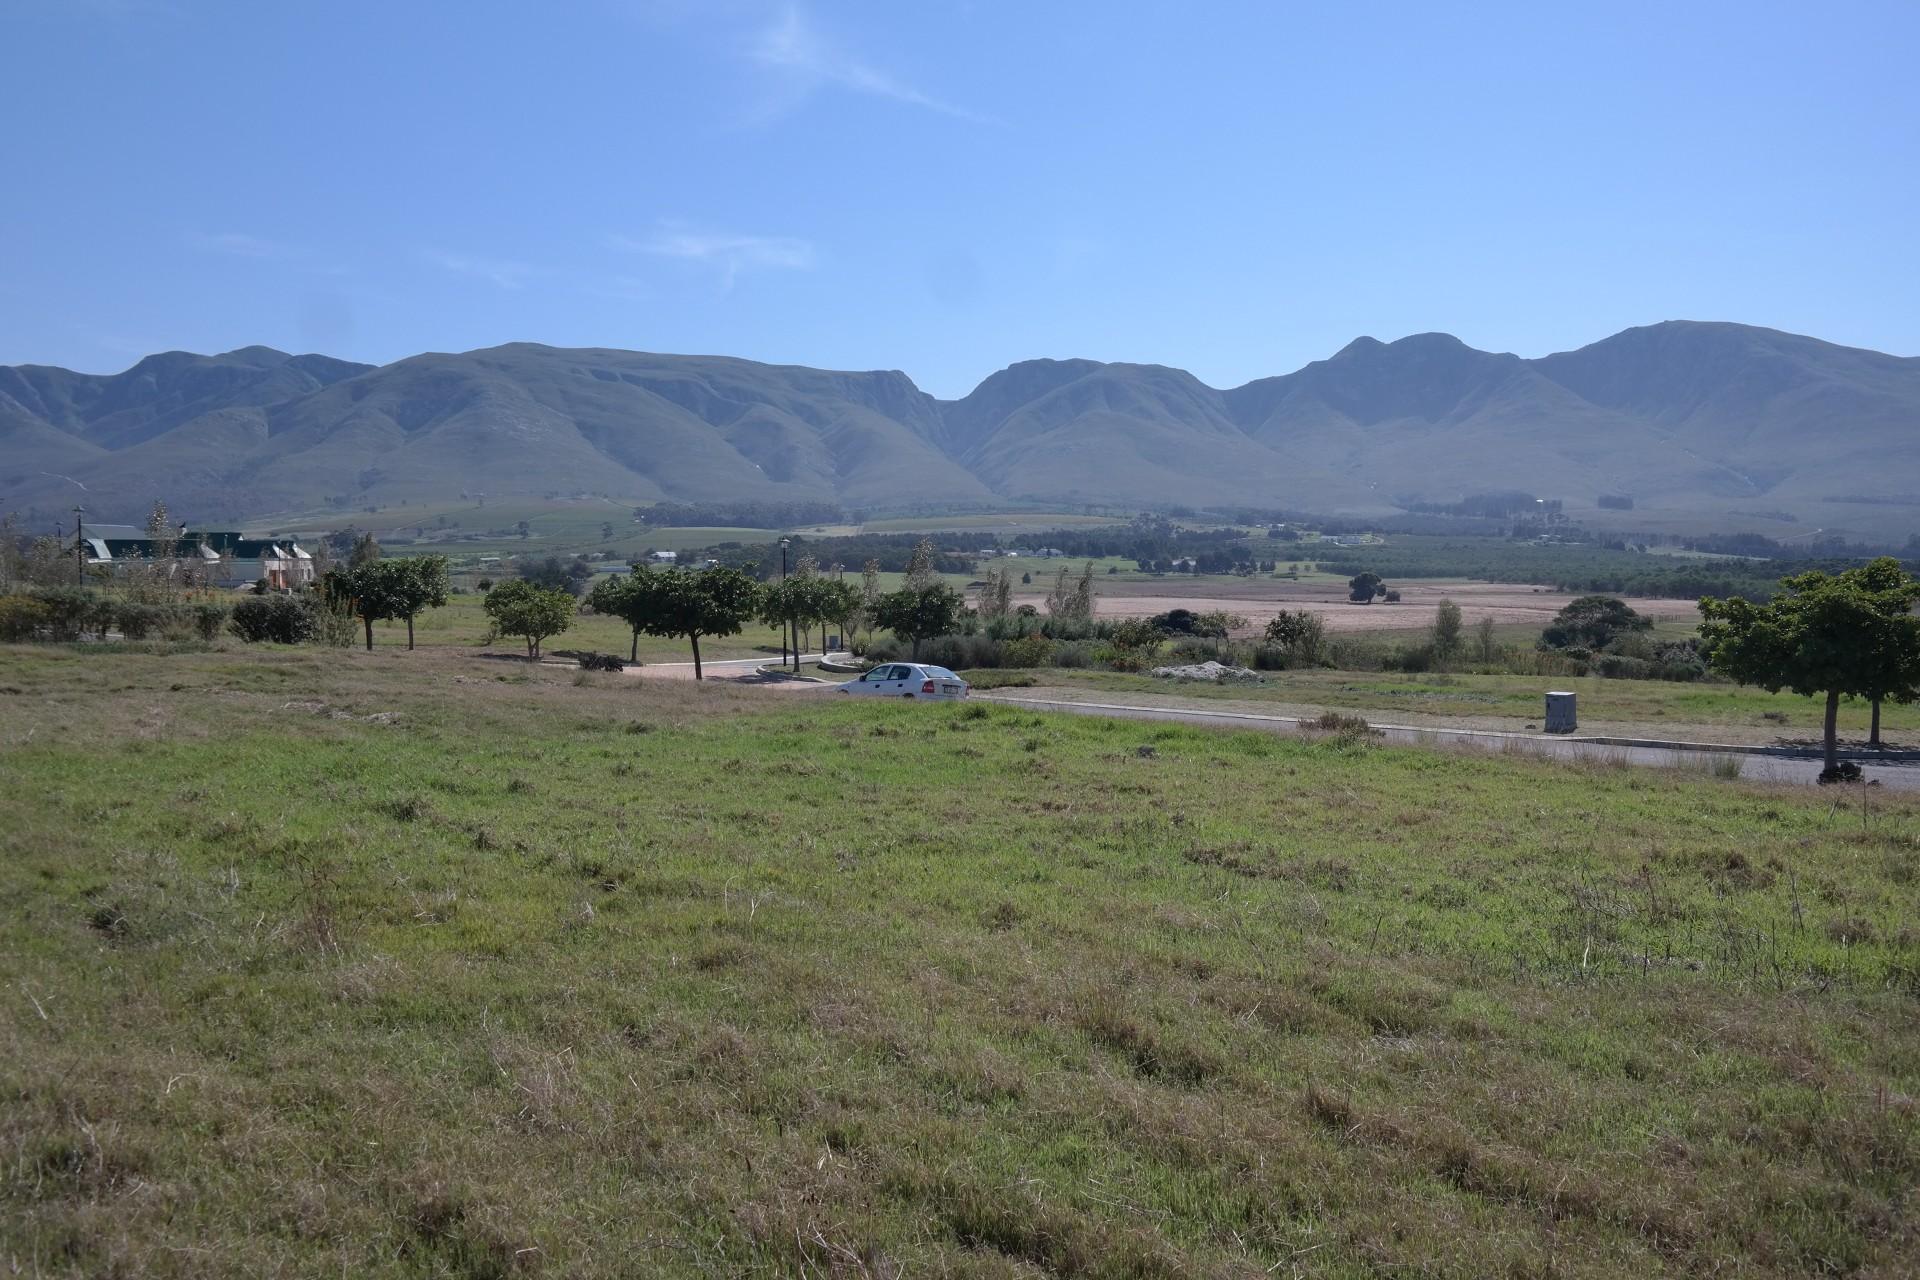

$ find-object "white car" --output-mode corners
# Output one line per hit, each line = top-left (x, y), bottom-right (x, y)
(837, 662), (970, 700)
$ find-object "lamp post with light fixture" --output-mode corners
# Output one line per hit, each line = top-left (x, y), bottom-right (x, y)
(778, 537), (792, 669)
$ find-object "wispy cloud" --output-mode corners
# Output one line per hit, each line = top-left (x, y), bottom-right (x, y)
(748, 4), (987, 122)
(614, 225), (815, 290)
(191, 232), (287, 260)
(421, 249), (538, 290)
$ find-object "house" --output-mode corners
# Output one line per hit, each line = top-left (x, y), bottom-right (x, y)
(78, 525), (315, 590)
(648, 550), (678, 563)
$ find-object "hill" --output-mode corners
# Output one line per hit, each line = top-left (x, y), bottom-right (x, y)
(3, 322), (1917, 533)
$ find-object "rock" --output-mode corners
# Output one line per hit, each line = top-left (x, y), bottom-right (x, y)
(1150, 660), (1264, 683)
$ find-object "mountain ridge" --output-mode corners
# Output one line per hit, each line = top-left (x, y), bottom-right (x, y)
(3, 321), (1917, 532)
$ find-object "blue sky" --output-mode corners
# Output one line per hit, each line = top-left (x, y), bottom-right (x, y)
(2, 0), (1915, 397)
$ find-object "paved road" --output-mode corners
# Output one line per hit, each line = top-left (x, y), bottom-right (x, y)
(625, 652), (843, 686)
(978, 692), (1920, 790)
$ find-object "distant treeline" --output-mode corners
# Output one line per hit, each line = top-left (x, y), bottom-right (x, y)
(1004, 525), (1250, 563)
(1400, 491), (1563, 520)
(1303, 535), (1919, 601)
(696, 533), (976, 579)
(635, 501), (849, 528)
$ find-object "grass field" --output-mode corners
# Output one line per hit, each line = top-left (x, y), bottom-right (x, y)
(2, 644), (1917, 1276)
(985, 667), (1920, 746)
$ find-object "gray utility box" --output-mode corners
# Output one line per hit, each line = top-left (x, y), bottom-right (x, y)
(1544, 691), (1577, 734)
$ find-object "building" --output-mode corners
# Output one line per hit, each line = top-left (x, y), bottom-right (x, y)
(78, 525), (315, 590)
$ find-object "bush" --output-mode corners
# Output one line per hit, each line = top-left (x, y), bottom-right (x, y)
(1001, 634), (1055, 668)
(0, 596), (49, 641)
(1382, 642), (1436, 673)
(1595, 654), (1652, 679)
(916, 634), (1004, 671)
(113, 601), (167, 640)
(1100, 648), (1149, 673)
(230, 595), (317, 644)
(1166, 637), (1234, 664)
(1250, 644), (1292, 671)
(28, 588), (111, 641)
(1051, 640), (1095, 669)
(576, 652), (626, 672)
(190, 601), (232, 642)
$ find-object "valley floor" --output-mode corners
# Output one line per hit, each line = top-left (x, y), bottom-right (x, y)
(1, 645), (1915, 1277)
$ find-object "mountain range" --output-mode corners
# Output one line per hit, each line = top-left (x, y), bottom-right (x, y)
(3, 321), (1917, 533)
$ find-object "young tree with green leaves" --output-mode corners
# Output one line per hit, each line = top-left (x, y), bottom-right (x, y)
(1699, 557), (1920, 776)
(976, 565), (1015, 620)
(329, 556), (449, 650)
(874, 582), (964, 659)
(904, 538), (938, 591)
(758, 578), (811, 673)
(586, 568), (652, 662)
(1431, 598), (1463, 665)
(1263, 609), (1327, 666)
(391, 555), (449, 650)
(643, 566), (763, 679)
(482, 578), (576, 660)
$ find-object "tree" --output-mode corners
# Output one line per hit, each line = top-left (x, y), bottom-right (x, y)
(1348, 572), (1385, 604)
(1836, 558), (1920, 747)
(640, 566), (763, 679)
(976, 565), (1015, 620)
(1474, 615), (1498, 665)
(521, 555), (592, 597)
(1044, 563), (1095, 623)
(386, 556), (449, 649)
(1263, 609), (1327, 666)
(814, 578), (861, 656)
(328, 556), (448, 650)
(904, 538), (938, 591)
(587, 569), (652, 662)
(483, 578), (575, 659)
(1541, 596), (1649, 651)
(350, 532), (382, 567)
(1699, 558), (1920, 776)
(1431, 598), (1463, 665)
(874, 583), (964, 659)
(758, 578), (811, 672)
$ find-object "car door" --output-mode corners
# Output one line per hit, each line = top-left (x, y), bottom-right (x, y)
(856, 664), (903, 695)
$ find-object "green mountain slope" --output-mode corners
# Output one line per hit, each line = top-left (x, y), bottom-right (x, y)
(3, 323), (1916, 531)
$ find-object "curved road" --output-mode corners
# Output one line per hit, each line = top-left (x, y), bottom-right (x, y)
(976, 692), (1920, 790)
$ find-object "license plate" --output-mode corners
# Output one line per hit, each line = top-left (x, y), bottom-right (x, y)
(941, 684), (961, 693)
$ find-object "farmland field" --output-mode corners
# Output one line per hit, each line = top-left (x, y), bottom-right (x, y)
(2, 644), (1916, 1276)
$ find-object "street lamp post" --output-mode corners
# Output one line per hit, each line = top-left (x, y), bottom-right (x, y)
(778, 538), (791, 670)
(72, 506), (85, 586)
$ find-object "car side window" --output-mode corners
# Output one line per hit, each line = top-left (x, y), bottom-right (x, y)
(886, 666), (908, 679)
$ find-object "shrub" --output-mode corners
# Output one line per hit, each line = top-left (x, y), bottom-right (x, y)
(1101, 648), (1148, 673)
(113, 601), (167, 640)
(863, 637), (906, 663)
(29, 588), (111, 641)
(0, 596), (49, 641)
(1383, 642), (1436, 673)
(230, 595), (317, 644)
(1051, 640), (1095, 669)
(189, 601), (231, 642)
(1595, 654), (1653, 680)
(577, 652), (626, 672)
(1166, 637), (1233, 664)
(1001, 634), (1055, 668)
(917, 633), (1004, 671)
